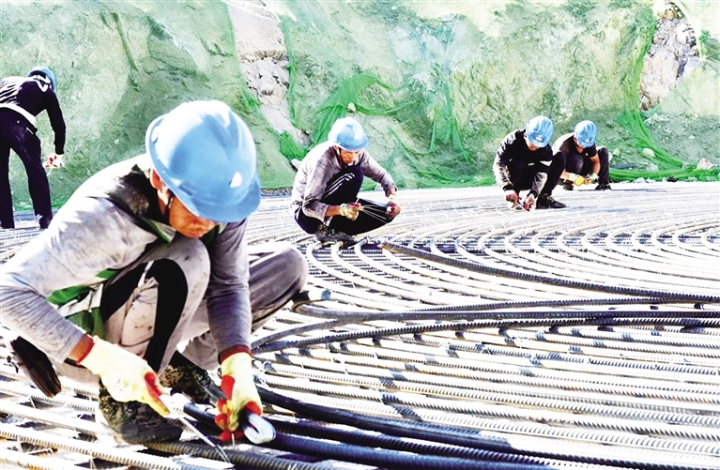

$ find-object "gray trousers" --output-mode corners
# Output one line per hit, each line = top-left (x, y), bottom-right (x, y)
(180, 242), (309, 370)
(55, 240), (307, 382)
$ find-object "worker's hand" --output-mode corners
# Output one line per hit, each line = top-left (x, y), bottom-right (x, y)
(214, 352), (262, 442)
(386, 195), (401, 219)
(77, 337), (170, 417)
(523, 193), (536, 211)
(505, 190), (519, 208)
(44, 153), (65, 169)
(338, 203), (361, 221)
(585, 172), (598, 184)
(568, 173), (585, 186)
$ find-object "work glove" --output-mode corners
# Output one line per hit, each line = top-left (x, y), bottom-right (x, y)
(386, 194), (401, 219)
(505, 190), (519, 208)
(523, 193), (536, 211)
(214, 352), (263, 442)
(77, 337), (170, 417)
(585, 172), (599, 184)
(338, 203), (361, 221)
(44, 153), (65, 169)
(567, 173), (585, 186)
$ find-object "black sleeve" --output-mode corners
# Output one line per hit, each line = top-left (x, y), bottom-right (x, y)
(44, 90), (66, 155)
(493, 132), (516, 191)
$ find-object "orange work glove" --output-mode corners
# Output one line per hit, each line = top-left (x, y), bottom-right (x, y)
(214, 352), (262, 442)
(44, 153), (65, 169)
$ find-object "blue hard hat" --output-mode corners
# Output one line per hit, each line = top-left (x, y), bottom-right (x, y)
(27, 66), (56, 91)
(525, 116), (554, 148)
(146, 100), (261, 224)
(328, 117), (369, 151)
(574, 120), (597, 147)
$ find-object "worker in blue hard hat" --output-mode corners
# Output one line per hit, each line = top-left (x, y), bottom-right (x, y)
(554, 120), (612, 191)
(291, 116), (400, 244)
(493, 115), (567, 211)
(0, 66), (66, 229)
(0, 100), (308, 444)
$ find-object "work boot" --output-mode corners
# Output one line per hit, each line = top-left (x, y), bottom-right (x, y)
(315, 227), (355, 244)
(561, 180), (574, 191)
(595, 183), (612, 191)
(536, 194), (566, 209)
(97, 383), (182, 444)
(159, 353), (224, 404)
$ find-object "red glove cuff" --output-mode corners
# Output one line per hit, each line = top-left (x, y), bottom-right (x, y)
(219, 345), (252, 363)
(75, 336), (97, 365)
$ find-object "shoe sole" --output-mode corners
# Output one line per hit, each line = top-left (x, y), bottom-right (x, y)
(111, 422), (183, 445)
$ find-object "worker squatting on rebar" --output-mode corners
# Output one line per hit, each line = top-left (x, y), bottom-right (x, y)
(290, 117), (401, 245)
(554, 120), (613, 192)
(0, 100), (308, 444)
(493, 115), (567, 212)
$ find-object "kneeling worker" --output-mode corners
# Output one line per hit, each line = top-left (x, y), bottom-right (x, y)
(291, 117), (401, 243)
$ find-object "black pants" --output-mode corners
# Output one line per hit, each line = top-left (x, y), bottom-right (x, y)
(0, 110), (52, 229)
(508, 151), (565, 196)
(295, 165), (393, 236)
(564, 147), (610, 185)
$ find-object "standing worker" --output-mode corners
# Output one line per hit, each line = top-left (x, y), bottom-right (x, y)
(493, 115), (566, 211)
(0, 66), (66, 229)
(291, 116), (401, 244)
(554, 120), (612, 191)
(0, 100), (308, 444)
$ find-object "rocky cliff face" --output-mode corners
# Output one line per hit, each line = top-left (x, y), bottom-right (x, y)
(639, 2), (700, 112)
(1, 0), (717, 210)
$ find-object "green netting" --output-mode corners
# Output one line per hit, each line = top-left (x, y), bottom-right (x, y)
(273, 0), (719, 188)
(3, 0), (718, 211)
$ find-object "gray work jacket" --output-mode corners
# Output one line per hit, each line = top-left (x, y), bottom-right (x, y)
(0, 155), (252, 362)
(290, 142), (396, 224)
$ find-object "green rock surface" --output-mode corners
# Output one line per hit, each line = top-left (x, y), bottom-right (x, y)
(2, 0), (718, 210)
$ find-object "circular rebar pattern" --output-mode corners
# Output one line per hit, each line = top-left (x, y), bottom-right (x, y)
(1, 182), (719, 469)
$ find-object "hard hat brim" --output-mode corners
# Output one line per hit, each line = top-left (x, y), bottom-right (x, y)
(337, 134), (369, 152)
(183, 173), (261, 224)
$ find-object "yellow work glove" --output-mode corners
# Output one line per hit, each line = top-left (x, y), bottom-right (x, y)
(338, 203), (361, 221)
(214, 352), (263, 442)
(568, 173), (585, 186)
(77, 337), (169, 417)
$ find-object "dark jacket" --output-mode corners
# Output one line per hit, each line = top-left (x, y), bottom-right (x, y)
(0, 76), (66, 154)
(493, 129), (553, 196)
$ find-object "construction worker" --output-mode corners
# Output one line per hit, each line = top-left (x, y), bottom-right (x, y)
(0, 100), (308, 444)
(554, 120), (612, 191)
(291, 117), (400, 243)
(493, 115), (566, 211)
(0, 66), (66, 229)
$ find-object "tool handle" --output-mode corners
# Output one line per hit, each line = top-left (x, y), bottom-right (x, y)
(241, 409), (276, 444)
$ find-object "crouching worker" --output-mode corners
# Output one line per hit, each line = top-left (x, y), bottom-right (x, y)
(554, 120), (612, 191)
(0, 100), (308, 444)
(493, 115), (566, 211)
(291, 117), (400, 244)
